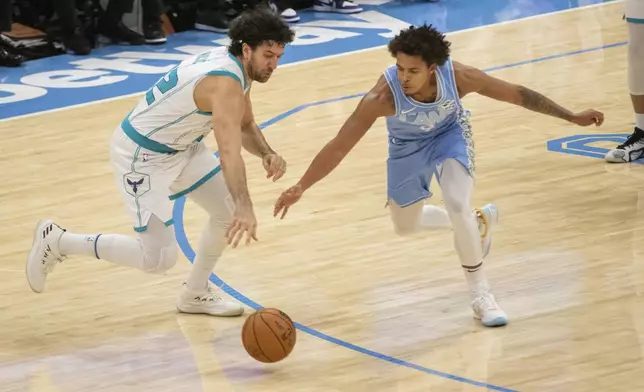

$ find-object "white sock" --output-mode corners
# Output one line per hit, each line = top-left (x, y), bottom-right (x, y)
(462, 262), (490, 298)
(186, 218), (227, 292)
(59, 231), (148, 268)
(59, 232), (100, 258)
(57, 216), (175, 271)
(420, 205), (452, 228)
(636, 113), (644, 130)
(453, 215), (489, 298)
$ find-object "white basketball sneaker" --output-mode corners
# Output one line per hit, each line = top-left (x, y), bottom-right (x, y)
(471, 292), (508, 327)
(605, 128), (644, 163)
(475, 203), (498, 259)
(177, 282), (244, 317)
(26, 220), (66, 293)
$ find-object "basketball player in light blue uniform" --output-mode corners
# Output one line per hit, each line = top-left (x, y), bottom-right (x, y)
(274, 24), (604, 327)
(25, 8), (295, 317)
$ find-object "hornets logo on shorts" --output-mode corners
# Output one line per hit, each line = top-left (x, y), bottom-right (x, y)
(124, 172), (151, 197)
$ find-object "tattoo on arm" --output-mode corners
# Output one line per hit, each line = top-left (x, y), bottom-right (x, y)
(517, 86), (573, 121)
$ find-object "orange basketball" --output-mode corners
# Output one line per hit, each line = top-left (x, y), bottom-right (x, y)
(241, 308), (296, 363)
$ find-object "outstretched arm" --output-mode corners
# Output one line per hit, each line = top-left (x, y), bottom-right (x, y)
(296, 78), (394, 191)
(454, 61), (604, 126)
(273, 76), (394, 218)
(296, 93), (380, 191)
(194, 75), (257, 247)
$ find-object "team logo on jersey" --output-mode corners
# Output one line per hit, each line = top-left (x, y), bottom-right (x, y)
(124, 172), (151, 197)
(398, 99), (457, 132)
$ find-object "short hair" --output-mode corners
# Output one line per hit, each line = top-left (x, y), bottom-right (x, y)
(227, 6), (295, 56)
(387, 24), (451, 66)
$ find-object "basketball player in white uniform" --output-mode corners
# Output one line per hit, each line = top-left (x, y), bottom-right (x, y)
(605, 0), (644, 162)
(25, 8), (295, 316)
(274, 24), (604, 327)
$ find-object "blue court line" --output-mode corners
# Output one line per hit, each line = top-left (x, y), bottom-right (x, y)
(172, 39), (628, 391)
(483, 41), (627, 72)
(228, 41), (630, 129)
(546, 133), (644, 163)
(171, 198), (517, 392)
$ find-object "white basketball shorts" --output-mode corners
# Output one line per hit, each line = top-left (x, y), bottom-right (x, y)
(109, 125), (224, 232)
(626, 0), (644, 23)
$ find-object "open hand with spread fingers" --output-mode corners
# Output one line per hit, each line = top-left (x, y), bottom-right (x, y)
(226, 202), (258, 248)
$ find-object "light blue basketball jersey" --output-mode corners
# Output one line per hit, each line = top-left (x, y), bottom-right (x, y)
(383, 57), (464, 140)
(382, 58), (476, 207)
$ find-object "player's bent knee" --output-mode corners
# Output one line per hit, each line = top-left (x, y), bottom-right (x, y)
(142, 244), (179, 274)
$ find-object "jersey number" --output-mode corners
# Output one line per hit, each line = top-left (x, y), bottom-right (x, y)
(145, 67), (179, 105)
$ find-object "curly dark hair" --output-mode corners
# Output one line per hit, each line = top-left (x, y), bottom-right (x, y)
(387, 24), (451, 66)
(227, 6), (296, 56)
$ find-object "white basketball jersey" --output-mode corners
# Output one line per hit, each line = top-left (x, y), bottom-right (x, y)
(122, 46), (250, 153)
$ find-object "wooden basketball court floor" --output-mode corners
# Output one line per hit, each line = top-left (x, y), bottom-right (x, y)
(1, 2), (643, 391)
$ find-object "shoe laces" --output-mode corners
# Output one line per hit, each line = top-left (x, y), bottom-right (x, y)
(618, 130), (644, 149)
(473, 294), (498, 312)
(42, 245), (65, 274)
(188, 283), (223, 302)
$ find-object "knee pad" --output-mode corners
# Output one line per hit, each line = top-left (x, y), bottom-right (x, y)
(142, 244), (178, 274)
(629, 23), (644, 95)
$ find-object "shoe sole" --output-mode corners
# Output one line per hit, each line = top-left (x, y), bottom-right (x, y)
(481, 316), (508, 327)
(97, 34), (146, 45)
(145, 37), (167, 44)
(313, 5), (363, 13)
(194, 23), (228, 33)
(176, 304), (244, 317)
(473, 313), (508, 327)
(25, 219), (51, 293)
